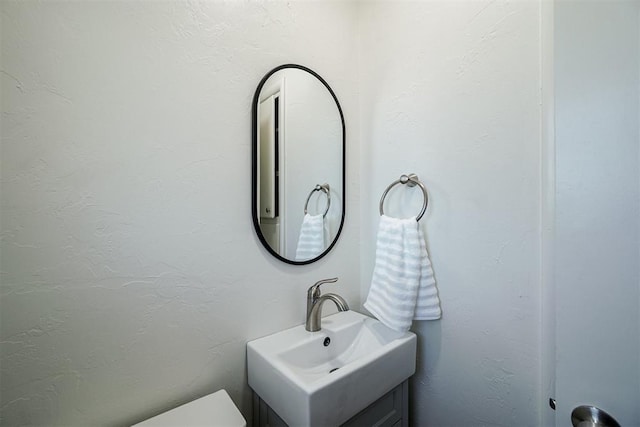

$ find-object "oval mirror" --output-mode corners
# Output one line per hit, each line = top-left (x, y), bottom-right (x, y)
(252, 64), (345, 264)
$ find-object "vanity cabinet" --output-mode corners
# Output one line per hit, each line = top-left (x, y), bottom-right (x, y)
(252, 380), (409, 427)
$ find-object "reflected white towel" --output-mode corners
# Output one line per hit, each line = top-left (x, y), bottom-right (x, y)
(364, 215), (441, 332)
(295, 214), (326, 261)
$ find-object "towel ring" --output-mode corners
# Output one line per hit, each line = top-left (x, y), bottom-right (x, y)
(379, 174), (428, 221)
(304, 184), (331, 217)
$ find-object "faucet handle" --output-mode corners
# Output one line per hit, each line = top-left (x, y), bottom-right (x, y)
(308, 277), (338, 299)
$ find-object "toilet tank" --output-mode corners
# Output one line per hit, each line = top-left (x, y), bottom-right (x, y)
(133, 389), (246, 427)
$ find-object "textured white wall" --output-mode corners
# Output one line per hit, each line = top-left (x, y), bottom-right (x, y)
(358, 2), (541, 426)
(0, 2), (360, 426)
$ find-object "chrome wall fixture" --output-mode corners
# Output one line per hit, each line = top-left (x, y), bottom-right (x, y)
(304, 184), (330, 217)
(571, 406), (620, 427)
(379, 173), (429, 221)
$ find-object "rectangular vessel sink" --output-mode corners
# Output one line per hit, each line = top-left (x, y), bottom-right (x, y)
(247, 311), (416, 426)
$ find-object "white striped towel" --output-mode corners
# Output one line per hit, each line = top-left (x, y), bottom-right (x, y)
(364, 215), (441, 332)
(295, 214), (326, 261)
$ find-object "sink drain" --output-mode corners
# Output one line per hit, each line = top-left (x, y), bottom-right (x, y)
(329, 367), (340, 373)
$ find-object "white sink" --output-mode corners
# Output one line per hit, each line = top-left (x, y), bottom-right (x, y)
(247, 310), (416, 426)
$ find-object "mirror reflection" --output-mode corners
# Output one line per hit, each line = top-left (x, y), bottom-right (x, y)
(252, 65), (345, 264)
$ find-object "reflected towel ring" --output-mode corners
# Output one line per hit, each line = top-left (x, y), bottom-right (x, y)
(379, 174), (429, 221)
(304, 184), (331, 217)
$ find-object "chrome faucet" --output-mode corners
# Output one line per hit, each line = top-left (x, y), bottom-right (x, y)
(306, 277), (349, 332)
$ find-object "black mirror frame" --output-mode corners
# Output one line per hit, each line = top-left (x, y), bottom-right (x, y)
(251, 64), (346, 265)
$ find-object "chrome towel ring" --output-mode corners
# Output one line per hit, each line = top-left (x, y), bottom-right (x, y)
(379, 174), (428, 221)
(304, 184), (331, 217)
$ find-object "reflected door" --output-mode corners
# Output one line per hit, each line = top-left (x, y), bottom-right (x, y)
(259, 94), (281, 252)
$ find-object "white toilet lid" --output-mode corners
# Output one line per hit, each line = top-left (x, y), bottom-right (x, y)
(133, 389), (246, 427)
